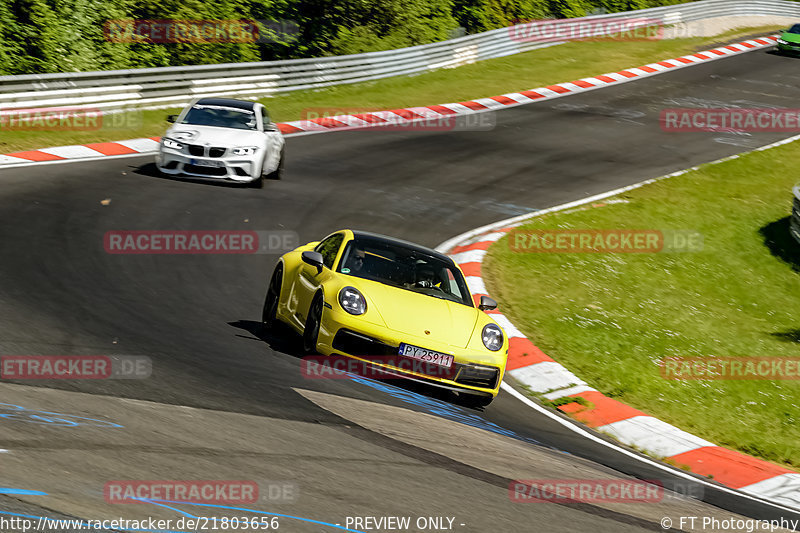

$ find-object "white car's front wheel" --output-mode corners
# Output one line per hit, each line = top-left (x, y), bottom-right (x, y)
(251, 146), (284, 189)
(265, 146), (285, 181)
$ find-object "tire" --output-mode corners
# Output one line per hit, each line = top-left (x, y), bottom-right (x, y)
(261, 265), (282, 330)
(249, 175), (264, 189)
(302, 292), (323, 354)
(459, 393), (494, 410)
(267, 146), (285, 180)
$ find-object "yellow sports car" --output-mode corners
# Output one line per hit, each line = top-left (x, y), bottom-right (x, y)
(261, 229), (509, 407)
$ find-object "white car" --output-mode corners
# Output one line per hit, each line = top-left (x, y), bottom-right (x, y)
(155, 97), (285, 188)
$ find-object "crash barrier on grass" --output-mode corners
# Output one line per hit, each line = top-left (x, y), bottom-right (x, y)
(0, 0), (798, 115)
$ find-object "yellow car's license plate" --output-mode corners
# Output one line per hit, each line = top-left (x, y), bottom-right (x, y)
(398, 343), (454, 368)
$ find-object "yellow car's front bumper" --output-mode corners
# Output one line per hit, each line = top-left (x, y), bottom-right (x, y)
(315, 304), (507, 397)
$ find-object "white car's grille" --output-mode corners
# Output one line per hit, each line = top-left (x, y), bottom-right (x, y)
(186, 144), (227, 158)
(187, 144), (204, 157)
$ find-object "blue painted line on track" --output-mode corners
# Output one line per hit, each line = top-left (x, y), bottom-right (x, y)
(136, 498), (197, 518)
(0, 403), (122, 428)
(0, 488), (48, 495)
(346, 374), (550, 447)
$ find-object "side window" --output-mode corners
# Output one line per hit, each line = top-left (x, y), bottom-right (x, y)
(260, 107), (270, 128)
(445, 269), (460, 296)
(315, 234), (344, 269)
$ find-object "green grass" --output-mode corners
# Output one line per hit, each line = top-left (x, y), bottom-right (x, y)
(485, 140), (800, 470)
(0, 25), (779, 154)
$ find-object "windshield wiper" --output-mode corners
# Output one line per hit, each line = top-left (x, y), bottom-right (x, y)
(414, 291), (454, 302)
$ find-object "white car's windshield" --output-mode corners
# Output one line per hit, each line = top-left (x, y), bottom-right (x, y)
(180, 105), (258, 130)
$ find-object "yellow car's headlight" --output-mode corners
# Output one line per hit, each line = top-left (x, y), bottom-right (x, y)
(482, 323), (504, 351)
(339, 286), (367, 315)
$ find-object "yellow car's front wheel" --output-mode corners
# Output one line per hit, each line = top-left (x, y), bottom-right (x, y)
(303, 292), (324, 354)
(262, 265), (282, 330)
(458, 392), (494, 410)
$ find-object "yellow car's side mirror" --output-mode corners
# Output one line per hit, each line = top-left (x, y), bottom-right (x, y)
(301, 251), (324, 274)
(478, 295), (497, 311)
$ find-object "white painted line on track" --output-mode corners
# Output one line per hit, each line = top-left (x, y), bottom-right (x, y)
(501, 383), (800, 514)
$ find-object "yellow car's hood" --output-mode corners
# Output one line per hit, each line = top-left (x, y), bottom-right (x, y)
(357, 280), (479, 349)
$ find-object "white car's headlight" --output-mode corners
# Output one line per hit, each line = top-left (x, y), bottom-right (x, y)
(232, 146), (258, 156)
(339, 287), (366, 315)
(482, 323), (504, 352)
(163, 138), (183, 150)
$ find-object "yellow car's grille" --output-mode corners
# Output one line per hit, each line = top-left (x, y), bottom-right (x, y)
(453, 363), (500, 389)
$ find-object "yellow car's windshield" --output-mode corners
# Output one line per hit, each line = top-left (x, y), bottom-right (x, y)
(337, 236), (473, 307)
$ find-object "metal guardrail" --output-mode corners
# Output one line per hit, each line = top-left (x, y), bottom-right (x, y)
(0, 0), (797, 114)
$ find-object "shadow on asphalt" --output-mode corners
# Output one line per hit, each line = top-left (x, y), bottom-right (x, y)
(766, 49), (800, 59)
(132, 162), (257, 189)
(229, 319), (304, 357)
(228, 319), (489, 410)
(759, 216), (800, 271)
(770, 328), (800, 343)
(760, 217), (800, 343)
